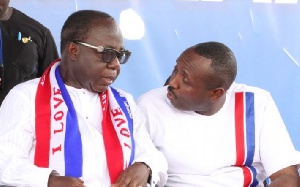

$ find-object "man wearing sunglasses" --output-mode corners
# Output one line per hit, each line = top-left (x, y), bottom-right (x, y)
(0, 10), (168, 187)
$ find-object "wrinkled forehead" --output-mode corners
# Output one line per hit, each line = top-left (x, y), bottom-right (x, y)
(97, 18), (119, 30)
(177, 47), (197, 64)
(177, 48), (212, 73)
(86, 19), (124, 46)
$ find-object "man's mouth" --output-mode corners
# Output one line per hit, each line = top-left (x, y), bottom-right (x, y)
(167, 90), (176, 101)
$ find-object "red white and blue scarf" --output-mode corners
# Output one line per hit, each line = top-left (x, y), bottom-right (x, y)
(34, 60), (135, 184)
(234, 92), (258, 187)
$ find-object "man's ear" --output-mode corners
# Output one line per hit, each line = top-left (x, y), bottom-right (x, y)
(210, 87), (225, 100)
(68, 42), (79, 60)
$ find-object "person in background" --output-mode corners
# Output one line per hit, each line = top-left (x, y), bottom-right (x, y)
(138, 41), (300, 187)
(0, 0), (59, 105)
(0, 9), (167, 187)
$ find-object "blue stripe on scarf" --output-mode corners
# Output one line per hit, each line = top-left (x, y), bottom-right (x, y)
(110, 87), (135, 165)
(55, 66), (83, 177)
(249, 166), (259, 187)
(245, 92), (255, 165)
(245, 92), (258, 186)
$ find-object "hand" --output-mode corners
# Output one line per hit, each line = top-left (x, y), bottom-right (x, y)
(111, 162), (151, 187)
(48, 175), (85, 187)
(268, 165), (300, 187)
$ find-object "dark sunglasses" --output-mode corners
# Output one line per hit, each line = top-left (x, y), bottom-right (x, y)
(73, 41), (131, 64)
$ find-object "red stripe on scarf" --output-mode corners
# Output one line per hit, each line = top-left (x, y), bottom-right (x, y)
(242, 167), (252, 187)
(235, 92), (245, 166)
(100, 91), (124, 184)
(235, 92), (253, 186)
(34, 59), (60, 167)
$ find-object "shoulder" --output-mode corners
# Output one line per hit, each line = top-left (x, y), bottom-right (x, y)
(10, 78), (40, 96)
(11, 8), (50, 31)
(111, 87), (133, 97)
(229, 82), (271, 98)
(110, 87), (135, 103)
(137, 86), (167, 104)
(1, 78), (39, 107)
(137, 87), (170, 113)
(227, 82), (277, 113)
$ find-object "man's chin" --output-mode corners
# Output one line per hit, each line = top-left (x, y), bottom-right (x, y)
(92, 85), (109, 93)
(170, 101), (190, 111)
(170, 100), (180, 109)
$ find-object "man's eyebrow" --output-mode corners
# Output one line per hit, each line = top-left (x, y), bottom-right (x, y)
(105, 45), (125, 50)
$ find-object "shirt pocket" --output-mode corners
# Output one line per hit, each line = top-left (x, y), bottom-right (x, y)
(11, 35), (39, 77)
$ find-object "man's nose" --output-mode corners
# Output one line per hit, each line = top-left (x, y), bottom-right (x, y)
(107, 58), (120, 70)
(168, 75), (179, 89)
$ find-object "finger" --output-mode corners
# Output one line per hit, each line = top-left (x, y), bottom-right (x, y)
(114, 171), (125, 184)
(76, 178), (85, 186)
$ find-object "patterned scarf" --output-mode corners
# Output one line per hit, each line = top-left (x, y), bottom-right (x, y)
(34, 60), (135, 184)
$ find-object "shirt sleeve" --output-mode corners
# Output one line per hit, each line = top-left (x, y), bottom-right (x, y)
(0, 84), (53, 187)
(259, 93), (300, 176)
(126, 94), (168, 187)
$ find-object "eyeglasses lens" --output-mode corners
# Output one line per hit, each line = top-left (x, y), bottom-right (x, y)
(103, 49), (129, 64)
(117, 52), (127, 64)
(102, 50), (117, 63)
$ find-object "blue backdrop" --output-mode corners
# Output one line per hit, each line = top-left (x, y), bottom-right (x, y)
(11, 0), (300, 150)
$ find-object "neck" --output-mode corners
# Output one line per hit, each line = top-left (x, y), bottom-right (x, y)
(196, 94), (226, 116)
(0, 7), (13, 21)
(59, 62), (82, 89)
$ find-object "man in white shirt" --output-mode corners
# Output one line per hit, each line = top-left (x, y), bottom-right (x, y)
(138, 41), (300, 187)
(0, 10), (167, 187)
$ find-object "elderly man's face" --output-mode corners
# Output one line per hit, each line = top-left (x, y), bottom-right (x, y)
(71, 20), (125, 93)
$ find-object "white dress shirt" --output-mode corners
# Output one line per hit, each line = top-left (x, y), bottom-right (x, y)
(0, 75), (167, 187)
(138, 83), (300, 187)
